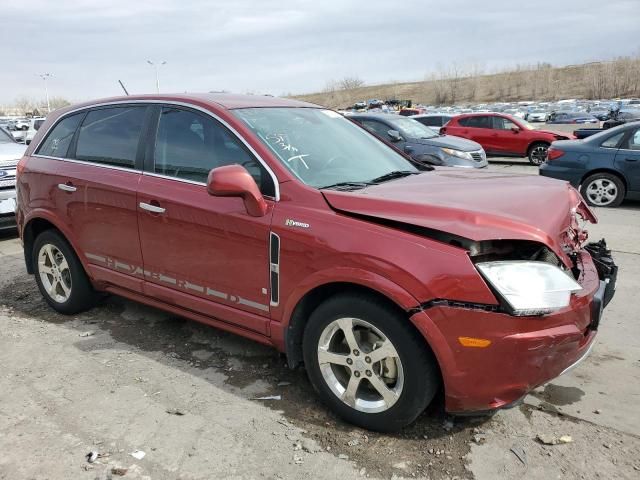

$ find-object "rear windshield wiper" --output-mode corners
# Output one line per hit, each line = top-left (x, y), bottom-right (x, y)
(319, 181), (372, 191)
(368, 170), (420, 184)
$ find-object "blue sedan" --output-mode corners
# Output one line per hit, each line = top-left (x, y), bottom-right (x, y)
(540, 121), (640, 207)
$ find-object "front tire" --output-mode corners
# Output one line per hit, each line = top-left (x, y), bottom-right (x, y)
(527, 142), (549, 166)
(33, 230), (97, 314)
(580, 173), (625, 208)
(303, 293), (440, 432)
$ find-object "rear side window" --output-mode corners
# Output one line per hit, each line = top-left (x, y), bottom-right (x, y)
(37, 113), (84, 157)
(459, 116), (491, 128)
(154, 107), (274, 196)
(601, 132), (624, 149)
(417, 116), (441, 127)
(75, 106), (146, 168)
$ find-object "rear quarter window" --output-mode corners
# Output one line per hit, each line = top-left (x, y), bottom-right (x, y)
(36, 113), (84, 158)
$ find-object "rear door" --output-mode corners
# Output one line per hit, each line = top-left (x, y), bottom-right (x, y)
(39, 105), (149, 292)
(136, 105), (276, 334)
(455, 116), (493, 151)
(615, 127), (640, 192)
(490, 116), (521, 155)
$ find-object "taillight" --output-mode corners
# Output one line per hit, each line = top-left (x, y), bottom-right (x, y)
(547, 148), (565, 160)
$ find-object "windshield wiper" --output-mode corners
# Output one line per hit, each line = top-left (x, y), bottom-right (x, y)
(368, 170), (420, 184)
(319, 181), (372, 191)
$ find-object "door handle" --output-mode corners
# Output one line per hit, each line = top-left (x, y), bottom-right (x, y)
(57, 183), (76, 192)
(625, 158), (638, 162)
(139, 202), (166, 214)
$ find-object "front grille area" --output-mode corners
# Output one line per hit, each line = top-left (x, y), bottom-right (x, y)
(470, 151), (484, 162)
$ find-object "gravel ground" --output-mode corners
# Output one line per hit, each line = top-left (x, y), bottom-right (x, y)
(0, 160), (638, 480)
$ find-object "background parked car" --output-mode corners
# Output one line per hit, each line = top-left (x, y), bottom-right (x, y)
(547, 112), (599, 124)
(25, 117), (46, 145)
(0, 126), (26, 231)
(411, 113), (455, 131)
(603, 109), (640, 129)
(349, 113), (487, 168)
(441, 113), (572, 165)
(540, 121), (640, 207)
(525, 109), (550, 122)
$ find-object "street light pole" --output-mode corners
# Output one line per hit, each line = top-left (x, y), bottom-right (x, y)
(37, 73), (53, 113)
(146, 60), (167, 93)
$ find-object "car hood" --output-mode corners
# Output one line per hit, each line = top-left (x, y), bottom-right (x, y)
(322, 169), (595, 265)
(410, 135), (482, 151)
(0, 143), (26, 164)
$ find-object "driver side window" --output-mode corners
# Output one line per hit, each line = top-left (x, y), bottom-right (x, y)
(359, 119), (392, 139)
(493, 117), (517, 130)
(154, 107), (274, 196)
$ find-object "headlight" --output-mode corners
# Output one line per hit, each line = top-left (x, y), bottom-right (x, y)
(476, 261), (582, 316)
(441, 147), (473, 161)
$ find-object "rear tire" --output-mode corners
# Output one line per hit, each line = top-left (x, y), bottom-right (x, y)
(303, 293), (440, 432)
(580, 173), (625, 208)
(33, 230), (97, 314)
(527, 142), (549, 166)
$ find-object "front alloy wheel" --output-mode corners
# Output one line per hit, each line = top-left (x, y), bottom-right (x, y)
(528, 143), (549, 165)
(317, 317), (404, 413)
(303, 294), (440, 431)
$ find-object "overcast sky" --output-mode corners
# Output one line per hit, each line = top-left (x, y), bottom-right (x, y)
(1, 0), (638, 104)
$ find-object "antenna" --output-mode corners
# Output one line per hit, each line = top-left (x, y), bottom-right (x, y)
(118, 80), (130, 96)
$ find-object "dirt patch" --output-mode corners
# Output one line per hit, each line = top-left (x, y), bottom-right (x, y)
(0, 264), (479, 480)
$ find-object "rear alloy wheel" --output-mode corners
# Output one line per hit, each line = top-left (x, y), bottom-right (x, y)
(580, 173), (625, 208)
(528, 142), (549, 166)
(303, 294), (439, 432)
(33, 230), (97, 314)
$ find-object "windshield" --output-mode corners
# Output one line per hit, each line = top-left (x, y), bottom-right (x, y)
(234, 108), (418, 188)
(387, 117), (438, 139)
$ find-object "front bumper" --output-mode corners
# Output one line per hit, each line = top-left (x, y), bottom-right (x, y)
(410, 243), (617, 413)
(0, 188), (17, 231)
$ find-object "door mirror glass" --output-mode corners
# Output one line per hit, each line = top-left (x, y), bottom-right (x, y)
(207, 164), (268, 217)
(387, 129), (402, 142)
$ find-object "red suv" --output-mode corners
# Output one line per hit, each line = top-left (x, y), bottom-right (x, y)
(16, 94), (616, 431)
(442, 113), (573, 165)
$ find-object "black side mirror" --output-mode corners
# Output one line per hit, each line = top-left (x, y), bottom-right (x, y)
(387, 129), (402, 142)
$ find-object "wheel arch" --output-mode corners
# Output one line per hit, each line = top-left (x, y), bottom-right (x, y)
(282, 278), (441, 380)
(580, 168), (628, 191)
(527, 139), (550, 155)
(23, 212), (84, 274)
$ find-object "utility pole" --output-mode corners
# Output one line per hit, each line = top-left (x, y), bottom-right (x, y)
(37, 73), (53, 113)
(146, 60), (167, 93)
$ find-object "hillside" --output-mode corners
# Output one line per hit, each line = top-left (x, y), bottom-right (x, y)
(292, 57), (640, 109)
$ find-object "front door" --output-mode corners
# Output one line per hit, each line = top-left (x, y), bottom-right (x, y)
(137, 106), (276, 334)
(490, 115), (521, 155)
(615, 126), (640, 193)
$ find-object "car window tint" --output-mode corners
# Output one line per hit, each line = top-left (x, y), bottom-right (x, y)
(626, 129), (640, 150)
(417, 117), (440, 127)
(75, 107), (146, 168)
(154, 107), (273, 196)
(601, 132), (624, 149)
(494, 117), (518, 130)
(358, 119), (391, 138)
(461, 116), (491, 129)
(36, 113), (84, 158)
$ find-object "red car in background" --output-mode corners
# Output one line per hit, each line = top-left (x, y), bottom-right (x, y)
(16, 94), (616, 431)
(442, 113), (573, 165)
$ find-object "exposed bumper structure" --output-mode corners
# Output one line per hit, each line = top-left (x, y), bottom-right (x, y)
(410, 243), (617, 413)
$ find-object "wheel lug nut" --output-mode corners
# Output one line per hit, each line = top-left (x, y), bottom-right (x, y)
(346, 358), (353, 365)
(354, 371), (360, 378)
(366, 370), (372, 377)
(365, 356), (371, 363)
(353, 350), (360, 356)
